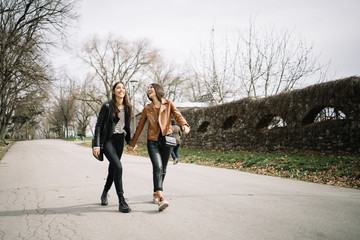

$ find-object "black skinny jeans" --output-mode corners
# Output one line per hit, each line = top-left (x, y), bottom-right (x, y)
(147, 140), (174, 192)
(103, 133), (125, 198)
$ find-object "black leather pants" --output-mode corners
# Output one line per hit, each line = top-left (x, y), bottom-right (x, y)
(147, 140), (174, 192)
(103, 134), (125, 197)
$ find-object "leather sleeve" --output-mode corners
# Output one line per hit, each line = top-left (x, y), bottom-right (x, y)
(129, 106), (148, 148)
(170, 101), (190, 129)
(92, 102), (109, 148)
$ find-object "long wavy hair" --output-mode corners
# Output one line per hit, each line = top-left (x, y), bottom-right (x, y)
(148, 83), (165, 102)
(111, 82), (132, 121)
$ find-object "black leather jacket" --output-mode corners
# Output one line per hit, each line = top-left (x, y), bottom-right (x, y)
(92, 101), (131, 148)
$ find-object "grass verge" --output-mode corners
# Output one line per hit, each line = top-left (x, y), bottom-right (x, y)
(0, 141), (15, 161)
(79, 141), (360, 189)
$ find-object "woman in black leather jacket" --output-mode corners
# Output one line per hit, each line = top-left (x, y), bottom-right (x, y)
(92, 82), (132, 213)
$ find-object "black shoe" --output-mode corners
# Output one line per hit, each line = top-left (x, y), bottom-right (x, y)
(119, 196), (131, 213)
(101, 190), (108, 206)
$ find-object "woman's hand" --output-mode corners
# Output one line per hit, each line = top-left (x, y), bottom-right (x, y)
(127, 146), (135, 152)
(182, 125), (190, 134)
(93, 148), (100, 158)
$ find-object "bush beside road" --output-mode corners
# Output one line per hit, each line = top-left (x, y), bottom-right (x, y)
(0, 141), (14, 161)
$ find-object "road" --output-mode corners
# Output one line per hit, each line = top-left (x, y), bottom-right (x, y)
(0, 139), (359, 240)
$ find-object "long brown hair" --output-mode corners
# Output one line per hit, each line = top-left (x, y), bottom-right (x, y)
(148, 83), (165, 102)
(111, 82), (133, 121)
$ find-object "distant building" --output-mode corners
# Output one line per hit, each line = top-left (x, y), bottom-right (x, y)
(173, 101), (211, 110)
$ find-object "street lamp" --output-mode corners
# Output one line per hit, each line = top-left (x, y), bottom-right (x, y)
(130, 80), (138, 135)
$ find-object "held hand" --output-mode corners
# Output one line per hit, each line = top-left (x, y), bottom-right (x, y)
(182, 125), (190, 134)
(127, 146), (135, 152)
(93, 148), (100, 158)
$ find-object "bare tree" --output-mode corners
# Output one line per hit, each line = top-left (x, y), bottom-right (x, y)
(61, 88), (76, 138)
(191, 27), (236, 104)
(74, 99), (92, 138)
(79, 34), (160, 111)
(49, 85), (76, 138)
(181, 68), (206, 102)
(145, 59), (190, 102)
(71, 80), (95, 137)
(191, 20), (329, 103)
(234, 22), (265, 98)
(234, 19), (328, 98)
(48, 108), (65, 138)
(9, 91), (46, 139)
(38, 110), (54, 139)
(0, 0), (77, 142)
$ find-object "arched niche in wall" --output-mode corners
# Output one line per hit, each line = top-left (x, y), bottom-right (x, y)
(302, 106), (347, 125)
(222, 115), (238, 130)
(256, 114), (287, 131)
(197, 121), (210, 133)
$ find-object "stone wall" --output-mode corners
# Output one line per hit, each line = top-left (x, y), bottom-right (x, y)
(133, 77), (360, 153)
(180, 77), (360, 153)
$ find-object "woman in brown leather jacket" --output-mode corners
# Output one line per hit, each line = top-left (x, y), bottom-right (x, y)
(127, 83), (190, 211)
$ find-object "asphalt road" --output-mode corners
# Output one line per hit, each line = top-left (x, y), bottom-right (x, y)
(0, 139), (359, 240)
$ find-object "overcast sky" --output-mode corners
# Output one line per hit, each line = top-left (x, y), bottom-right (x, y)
(55, 0), (360, 83)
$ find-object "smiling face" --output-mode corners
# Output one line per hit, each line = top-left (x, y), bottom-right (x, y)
(113, 82), (126, 99)
(147, 85), (156, 100)
(147, 83), (165, 102)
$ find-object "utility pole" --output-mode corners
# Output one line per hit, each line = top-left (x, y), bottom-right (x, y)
(130, 80), (138, 135)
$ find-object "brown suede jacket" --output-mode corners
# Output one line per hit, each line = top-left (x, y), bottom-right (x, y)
(129, 99), (190, 148)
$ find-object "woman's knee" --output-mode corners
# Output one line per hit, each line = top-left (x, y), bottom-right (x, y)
(107, 159), (122, 173)
(114, 162), (123, 171)
(152, 165), (162, 174)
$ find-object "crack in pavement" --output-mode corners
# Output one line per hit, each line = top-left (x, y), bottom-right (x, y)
(0, 188), (86, 240)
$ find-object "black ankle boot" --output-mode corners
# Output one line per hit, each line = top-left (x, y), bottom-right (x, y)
(101, 189), (108, 206)
(119, 196), (131, 213)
